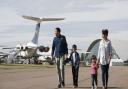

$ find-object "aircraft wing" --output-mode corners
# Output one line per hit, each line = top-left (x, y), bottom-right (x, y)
(22, 15), (64, 23)
(0, 45), (5, 47)
(42, 18), (65, 21)
(0, 51), (9, 57)
(2, 47), (19, 49)
(0, 54), (8, 56)
(0, 52), (6, 54)
(22, 15), (41, 22)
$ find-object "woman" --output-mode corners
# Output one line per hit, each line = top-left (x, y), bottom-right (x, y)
(97, 29), (112, 89)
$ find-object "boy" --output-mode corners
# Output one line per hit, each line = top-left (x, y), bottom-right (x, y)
(68, 44), (80, 88)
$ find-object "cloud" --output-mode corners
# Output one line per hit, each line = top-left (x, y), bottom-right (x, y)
(112, 40), (128, 60)
(0, 0), (107, 16)
(110, 30), (128, 41)
(0, 0), (128, 26)
(51, 0), (128, 22)
(0, 7), (24, 25)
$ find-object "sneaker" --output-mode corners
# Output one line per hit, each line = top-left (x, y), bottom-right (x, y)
(95, 86), (98, 89)
(73, 85), (76, 88)
(62, 82), (65, 87)
(102, 86), (105, 89)
(91, 86), (94, 89)
(58, 84), (61, 88)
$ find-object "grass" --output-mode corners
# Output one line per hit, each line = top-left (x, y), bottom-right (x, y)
(0, 64), (56, 70)
(0, 64), (89, 70)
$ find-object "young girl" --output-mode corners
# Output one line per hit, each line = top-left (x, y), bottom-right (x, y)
(91, 55), (98, 89)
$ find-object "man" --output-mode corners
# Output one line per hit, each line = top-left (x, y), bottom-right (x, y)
(97, 29), (112, 89)
(51, 27), (68, 88)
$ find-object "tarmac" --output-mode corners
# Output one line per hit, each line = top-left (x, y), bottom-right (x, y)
(0, 66), (128, 89)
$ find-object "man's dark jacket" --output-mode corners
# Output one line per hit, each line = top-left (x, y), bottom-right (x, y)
(51, 35), (68, 58)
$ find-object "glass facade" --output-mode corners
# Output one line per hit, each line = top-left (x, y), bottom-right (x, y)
(84, 39), (120, 65)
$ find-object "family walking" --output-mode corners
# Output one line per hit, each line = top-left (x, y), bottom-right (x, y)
(51, 28), (112, 89)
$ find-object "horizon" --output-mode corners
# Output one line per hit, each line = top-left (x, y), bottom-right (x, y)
(0, 0), (128, 60)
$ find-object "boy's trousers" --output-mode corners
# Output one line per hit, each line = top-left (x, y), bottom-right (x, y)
(72, 66), (79, 86)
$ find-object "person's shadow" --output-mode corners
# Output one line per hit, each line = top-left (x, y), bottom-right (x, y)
(78, 87), (122, 89)
(58, 86), (123, 89)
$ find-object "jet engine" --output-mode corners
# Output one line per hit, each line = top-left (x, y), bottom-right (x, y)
(38, 46), (49, 52)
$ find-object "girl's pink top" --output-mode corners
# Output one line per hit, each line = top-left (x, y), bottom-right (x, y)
(91, 63), (97, 74)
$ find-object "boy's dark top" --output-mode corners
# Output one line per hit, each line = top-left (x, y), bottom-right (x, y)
(52, 35), (68, 58)
(66, 51), (80, 68)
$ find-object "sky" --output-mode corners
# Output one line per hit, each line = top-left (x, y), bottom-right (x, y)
(0, 0), (128, 60)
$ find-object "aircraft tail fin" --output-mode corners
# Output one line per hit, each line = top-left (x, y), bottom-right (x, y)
(22, 15), (65, 45)
(31, 23), (40, 44)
